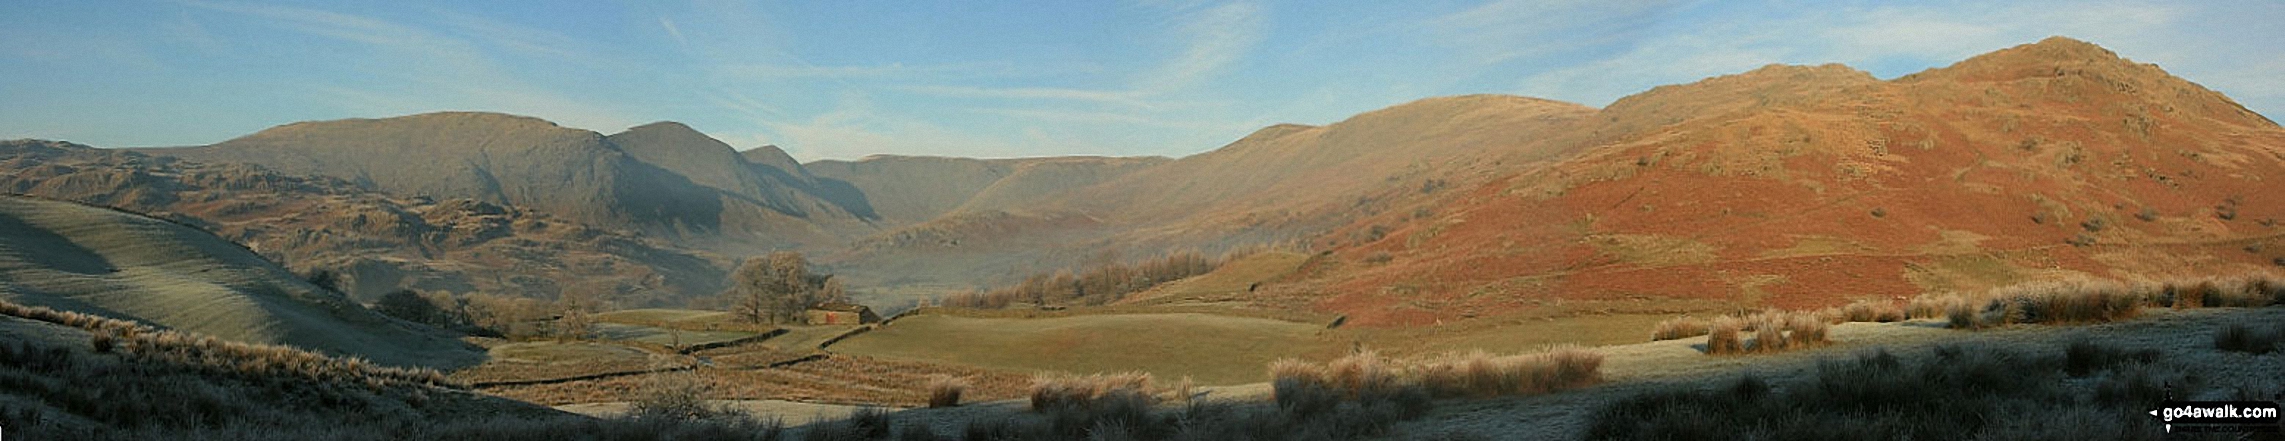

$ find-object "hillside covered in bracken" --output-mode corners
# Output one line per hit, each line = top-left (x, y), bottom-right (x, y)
(1288, 37), (2285, 325)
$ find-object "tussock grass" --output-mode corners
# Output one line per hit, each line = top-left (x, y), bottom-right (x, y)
(925, 374), (969, 408)
(1589, 343), (2181, 440)
(2064, 339), (2157, 377)
(950, 381), (1430, 441)
(1704, 318), (1745, 355)
(1650, 316), (1711, 341)
(1837, 299), (1907, 323)
(1697, 311), (1825, 355)
(1271, 346), (1602, 401)
(1934, 273), (2285, 330)
(2213, 322), (2282, 354)
(1029, 371), (1155, 411)
(1782, 313), (1829, 347)
(1900, 273), (2285, 328)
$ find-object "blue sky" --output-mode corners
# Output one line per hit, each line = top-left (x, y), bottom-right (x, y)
(3, 1), (2280, 161)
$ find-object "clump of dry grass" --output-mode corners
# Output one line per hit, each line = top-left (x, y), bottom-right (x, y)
(1409, 346), (1603, 398)
(1697, 311), (1827, 355)
(1908, 274), (2285, 331)
(1906, 293), (1958, 320)
(1945, 296), (1986, 329)
(1271, 346), (1603, 402)
(1029, 371), (1154, 411)
(2175, 280), (2214, 309)
(2196, 274), (2285, 308)
(1839, 299), (1907, 323)
(2213, 322), (2282, 355)
(1749, 315), (1788, 353)
(1324, 349), (1401, 396)
(926, 374), (969, 408)
(1705, 318), (1746, 355)
(1782, 313), (1829, 347)
(1651, 316), (1712, 341)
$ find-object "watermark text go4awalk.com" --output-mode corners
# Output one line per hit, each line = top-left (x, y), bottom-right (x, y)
(2149, 400), (2282, 433)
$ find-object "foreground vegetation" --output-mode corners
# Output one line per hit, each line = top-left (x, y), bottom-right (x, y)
(1586, 340), (2265, 440)
(1650, 274), (2285, 357)
(0, 300), (792, 440)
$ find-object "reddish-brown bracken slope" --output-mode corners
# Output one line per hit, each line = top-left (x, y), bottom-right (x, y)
(1300, 37), (2285, 325)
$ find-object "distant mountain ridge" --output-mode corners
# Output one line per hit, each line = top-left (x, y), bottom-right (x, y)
(44, 36), (2282, 321)
(139, 112), (871, 251)
(3, 139), (731, 305)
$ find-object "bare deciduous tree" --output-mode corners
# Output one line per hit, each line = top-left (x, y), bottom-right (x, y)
(727, 251), (839, 324)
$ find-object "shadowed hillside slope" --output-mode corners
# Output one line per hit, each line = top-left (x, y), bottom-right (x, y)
(140, 112), (867, 250)
(0, 194), (481, 368)
(1295, 37), (2285, 325)
(1, 139), (731, 305)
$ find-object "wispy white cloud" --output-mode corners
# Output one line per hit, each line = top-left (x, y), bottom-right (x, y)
(1425, 0), (1683, 66)
(667, 0), (1274, 159)
(658, 17), (688, 48)
(178, 1), (638, 132)
(901, 85), (1153, 108)
(974, 107), (1228, 130)
(1506, 1), (2200, 108)
(1135, 1), (1266, 93)
(161, 10), (226, 53)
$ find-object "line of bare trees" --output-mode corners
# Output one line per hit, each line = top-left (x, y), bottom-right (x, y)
(940, 251), (1222, 309)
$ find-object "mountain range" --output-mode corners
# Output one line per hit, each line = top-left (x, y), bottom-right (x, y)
(6, 36), (2279, 321)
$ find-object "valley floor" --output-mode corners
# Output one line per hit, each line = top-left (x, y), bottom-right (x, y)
(1380, 306), (2285, 440)
(524, 306), (2282, 440)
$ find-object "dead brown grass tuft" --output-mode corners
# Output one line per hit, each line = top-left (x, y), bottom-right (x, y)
(1412, 346), (1603, 398)
(1028, 371), (1154, 411)
(1783, 313), (1829, 347)
(2175, 280), (2215, 309)
(1277, 346), (1602, 401)
(1651, 316), (1711, 341)
(1840, 299), (1906, 323)
(925, 374), (969, 408)
(1704, 318), (1745, 355)
(1749, 315), (1788, 353)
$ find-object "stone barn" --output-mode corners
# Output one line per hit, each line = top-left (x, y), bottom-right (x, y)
(804, 302), (881, 325)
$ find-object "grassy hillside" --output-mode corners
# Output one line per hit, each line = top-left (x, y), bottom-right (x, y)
(0, 195), (480, 368)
